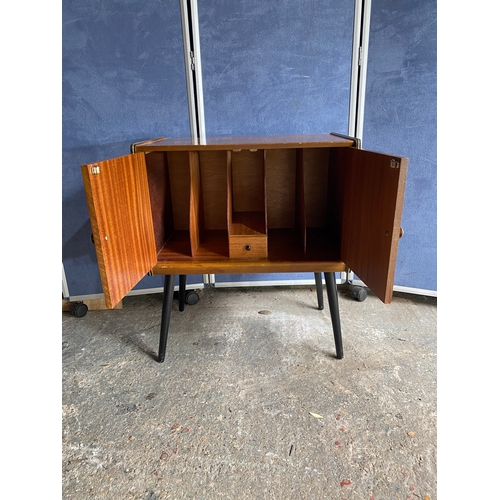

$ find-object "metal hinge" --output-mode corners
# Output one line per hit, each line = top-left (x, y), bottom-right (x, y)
(390, 159), (400, 169)
(329, 132), (361, 149)
(190, 51), (195, 71)
(358, 46), (363, 66)
(91, 166), (100, 175)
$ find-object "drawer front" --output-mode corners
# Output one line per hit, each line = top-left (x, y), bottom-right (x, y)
(229, 235), (268, 259)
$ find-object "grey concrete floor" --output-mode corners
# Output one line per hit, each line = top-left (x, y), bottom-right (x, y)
(62, 284), (436, 500)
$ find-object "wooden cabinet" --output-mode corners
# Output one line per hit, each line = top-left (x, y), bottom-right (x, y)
(81, 133), (407, 310)
(81, 133), (407, 361)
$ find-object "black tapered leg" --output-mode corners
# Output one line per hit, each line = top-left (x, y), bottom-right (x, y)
(158, 275), (176, 363)
(324, 272), (343, 359)
(179, 275), (187, 312)
(314, 273), (324, 310)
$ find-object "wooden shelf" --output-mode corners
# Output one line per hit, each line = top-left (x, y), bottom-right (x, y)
(229, 211), (266, 236)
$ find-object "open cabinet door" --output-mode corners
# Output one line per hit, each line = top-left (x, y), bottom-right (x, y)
(340, 148), (408, 304)
(81, 153), (157, 308)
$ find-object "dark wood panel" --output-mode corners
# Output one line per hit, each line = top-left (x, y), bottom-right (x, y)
(340, 148), (408, 303)
(231, 150), (265, 213)
(145, 152), (172, 254)
(265, 149), (296, 228)
(326, 148), (345, 242)
(303, 148), (329, 227)
(199, 150), (228, 230)
(166, 151), (190, 231)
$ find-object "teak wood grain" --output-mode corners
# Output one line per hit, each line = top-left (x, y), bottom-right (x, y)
(265, 149), (296, 229)
(81, 153), (156, 308)
(133, 134), (354, 152)
(199, 150), (228, 230)
(339, 148), (408, 304)
(189, 151), (202, 256)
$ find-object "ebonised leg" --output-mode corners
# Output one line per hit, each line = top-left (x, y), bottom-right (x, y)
(158, 274), (176, 363)
(324, 272), (343, 359)
(314, 273), (324, 310)
(179, 275), (187, 312)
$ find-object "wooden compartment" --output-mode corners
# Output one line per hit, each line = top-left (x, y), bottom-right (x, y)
(228, 149), (268, 259)
(82, 134), (407, 308)
(150, 150), (231, 261)
(264, 147), (341, 262)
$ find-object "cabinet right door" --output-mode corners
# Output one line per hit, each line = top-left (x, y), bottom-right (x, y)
(339, 147), (408, 304)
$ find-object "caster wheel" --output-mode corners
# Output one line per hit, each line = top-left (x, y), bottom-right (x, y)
(69, 302), (88, 318)
(351, 286), (367, 302)
(185, 291), (199, 306)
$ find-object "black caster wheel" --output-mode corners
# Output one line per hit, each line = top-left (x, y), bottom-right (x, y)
(185, 291), (199, 306)
(69, 302), (88, 318)
(351, 286), (367, 302)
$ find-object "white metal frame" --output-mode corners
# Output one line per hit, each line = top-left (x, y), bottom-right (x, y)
(180, 0), (206, 144)
(62, 263), (70, 300)
(179, 0), (197, 142)
(64, 283), (202, 303)
(348, 0), (371, 143)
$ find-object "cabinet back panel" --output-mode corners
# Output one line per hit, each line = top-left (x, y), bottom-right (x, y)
(199, 151), (228, 230)
(166, 152), (190, 231)
(231, 150), (265, 213)
(265, 149), (296, 229)
(326, 148), (346, 242)
(303, 148), (329, 227)
(145, 152), (173, 253)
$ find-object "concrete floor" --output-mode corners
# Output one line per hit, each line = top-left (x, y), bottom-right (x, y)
(62, 283), (437, 500)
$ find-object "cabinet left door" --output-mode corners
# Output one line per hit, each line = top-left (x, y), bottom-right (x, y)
(81, 153), (157, 308)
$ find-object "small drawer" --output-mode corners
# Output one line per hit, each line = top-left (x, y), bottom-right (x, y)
(229, 235), (268, 259)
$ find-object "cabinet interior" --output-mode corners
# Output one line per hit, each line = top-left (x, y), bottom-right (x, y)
(145, 147), (344, 263)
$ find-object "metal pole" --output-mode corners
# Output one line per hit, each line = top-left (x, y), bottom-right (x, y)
(348, 0), (372, 142)
(179, 0), (206, 145)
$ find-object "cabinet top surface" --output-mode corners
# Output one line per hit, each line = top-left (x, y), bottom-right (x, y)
(133, 133), (354, 152)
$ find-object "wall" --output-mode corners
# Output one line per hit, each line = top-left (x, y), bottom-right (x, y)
(198, 0), (354, 136)
(62, 0), (437, 297)
(62, 0), (196, 298)
(197, 0), (355, 286)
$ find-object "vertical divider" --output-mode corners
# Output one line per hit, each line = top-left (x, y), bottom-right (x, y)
(295, 148), (307, 253)
(189, 151), (203, 256)
(163, 153), (175, 240)
(262, 150), (268, 236)
(226, 150), (233, 238)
